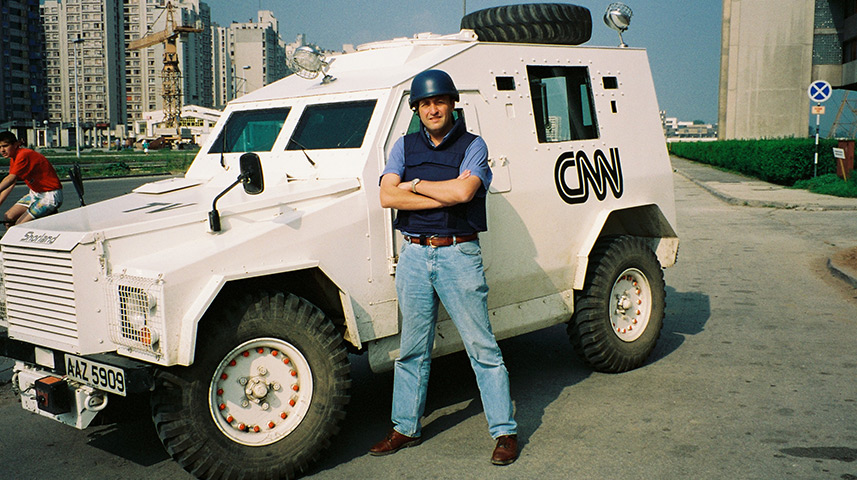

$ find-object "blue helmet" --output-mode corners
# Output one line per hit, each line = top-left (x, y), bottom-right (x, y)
(409, 69), (459, 108)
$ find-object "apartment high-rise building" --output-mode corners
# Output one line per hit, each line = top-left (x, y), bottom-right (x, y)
(0, 0), (45, 138)
(211, 23), (233, 108)
(42, 0), (125, 146)
(228, 11), (288, 98)
(182, 2), (212, 109)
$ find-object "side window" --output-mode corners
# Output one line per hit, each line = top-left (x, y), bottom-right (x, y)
(406, 108), (465, 134)
(527, 66), (598, 142)
(286, 100), (377, 150)
(208, 107), (290, 153)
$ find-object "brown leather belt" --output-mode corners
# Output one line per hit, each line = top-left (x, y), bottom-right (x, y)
(404, 233), (478, 247)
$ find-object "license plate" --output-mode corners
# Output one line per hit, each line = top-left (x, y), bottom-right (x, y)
(64, 354), (127, 396)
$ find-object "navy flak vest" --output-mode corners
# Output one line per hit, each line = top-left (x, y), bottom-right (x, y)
(395, 118), (488, 236)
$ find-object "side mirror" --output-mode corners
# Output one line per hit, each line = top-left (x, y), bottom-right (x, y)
(209, 153), (265, 232)
(240, 152), (264, 194)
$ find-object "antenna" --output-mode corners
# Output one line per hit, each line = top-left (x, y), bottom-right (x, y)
(604, 2), (633, 48)
(219, 119), (227, 169)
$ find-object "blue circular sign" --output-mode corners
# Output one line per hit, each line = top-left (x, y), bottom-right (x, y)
(808, 80), (832, 103)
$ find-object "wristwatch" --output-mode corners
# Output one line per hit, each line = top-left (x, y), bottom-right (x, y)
(411, 178), (421, 193)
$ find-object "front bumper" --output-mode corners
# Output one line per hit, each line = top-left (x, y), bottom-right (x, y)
(0, 326), (155, 394)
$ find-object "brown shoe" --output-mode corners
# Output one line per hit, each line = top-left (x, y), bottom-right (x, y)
(491, 434), (518, 465)
(369, 429), (421, 456)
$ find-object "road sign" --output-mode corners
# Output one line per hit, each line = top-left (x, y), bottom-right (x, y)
(808, 80), (832, 103)
(812, 105), (825, 115)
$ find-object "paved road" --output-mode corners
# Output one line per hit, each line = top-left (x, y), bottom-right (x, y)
(1, 169), (856, 479)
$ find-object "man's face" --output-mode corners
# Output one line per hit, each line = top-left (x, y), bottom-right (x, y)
(0, 141), (18, 159)
(417, 95), (455, 139)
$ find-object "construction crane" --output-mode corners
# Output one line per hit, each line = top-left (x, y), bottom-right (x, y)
(128, 2), (202, 134)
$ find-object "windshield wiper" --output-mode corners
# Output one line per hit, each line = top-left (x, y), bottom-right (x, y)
(288, 139), (317, 168)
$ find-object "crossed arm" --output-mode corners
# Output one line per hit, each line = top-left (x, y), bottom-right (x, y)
(379, 170), (481, 211)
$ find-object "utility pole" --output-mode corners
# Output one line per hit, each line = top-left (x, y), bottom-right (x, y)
(73, 35), (84, 159)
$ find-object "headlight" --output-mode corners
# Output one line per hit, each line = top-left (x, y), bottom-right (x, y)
(118, 285), (159, 348)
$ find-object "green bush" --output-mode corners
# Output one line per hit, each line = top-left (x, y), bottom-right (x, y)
(92, 162), (131, 176)
(668, 138), (839, 186)
(792, 173), (857, 198)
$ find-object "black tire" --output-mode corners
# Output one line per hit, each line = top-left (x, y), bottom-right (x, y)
(460, 3), (592, 45)
(568, 236), (666, 373)
(151, 291), (351, 479)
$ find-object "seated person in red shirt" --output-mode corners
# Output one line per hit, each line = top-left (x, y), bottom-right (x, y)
(0, 131), (63, 225)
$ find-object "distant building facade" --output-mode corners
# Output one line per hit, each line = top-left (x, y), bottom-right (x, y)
(10, 3), (297, 147)
(661, 112), (718, 141)
(0, 0), (45, 141)
(42, 0), (125, 147)
(228, 11), (289, 98)
(719, 0), (857, 139)
(211, 23), (233, 108)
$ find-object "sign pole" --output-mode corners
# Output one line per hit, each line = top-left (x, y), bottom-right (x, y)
(814, 104), (820, 178)
(807, 80), (832, 178)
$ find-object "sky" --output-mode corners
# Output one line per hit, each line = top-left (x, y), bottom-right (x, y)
(203, 0), (723, 124)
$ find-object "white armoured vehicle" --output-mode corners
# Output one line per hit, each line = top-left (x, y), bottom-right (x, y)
(0, 4), (678, 478)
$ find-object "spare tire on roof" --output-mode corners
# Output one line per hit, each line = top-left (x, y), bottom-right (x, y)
(460, 3), (592, 46)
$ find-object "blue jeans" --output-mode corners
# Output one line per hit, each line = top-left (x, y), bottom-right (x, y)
(391, 239), (517, 439)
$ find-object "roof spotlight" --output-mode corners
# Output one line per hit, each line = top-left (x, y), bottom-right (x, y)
(287, 45), (336, 84)
(604, 2), (633, 48)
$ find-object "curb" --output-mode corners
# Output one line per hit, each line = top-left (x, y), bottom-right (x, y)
(827, 257), (857, 289)
(672, 165), (857, 290)
(672, 169), (857, 211)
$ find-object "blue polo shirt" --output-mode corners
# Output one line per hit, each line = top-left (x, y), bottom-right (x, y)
(382, 131), (493, 190)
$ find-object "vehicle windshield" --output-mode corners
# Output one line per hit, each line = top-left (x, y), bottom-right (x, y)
(287, 100), (377, 150)
(208, 107), (291, 154)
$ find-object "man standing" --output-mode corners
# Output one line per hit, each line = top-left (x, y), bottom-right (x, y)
(0, 131), (63, 225)
(370, 70), (518, 465)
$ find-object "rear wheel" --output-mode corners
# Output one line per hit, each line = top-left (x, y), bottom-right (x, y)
(568, 236), (666, 373)
(460, 3), (593, 45)
(151, 291), (351, 479)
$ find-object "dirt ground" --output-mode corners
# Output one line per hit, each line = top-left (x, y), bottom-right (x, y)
(833, 246), (857, 275)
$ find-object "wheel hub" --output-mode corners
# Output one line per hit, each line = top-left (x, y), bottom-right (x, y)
(610, 269), (651, 342)
(209, 338), (313, 446)
(245, 377), (269, 402)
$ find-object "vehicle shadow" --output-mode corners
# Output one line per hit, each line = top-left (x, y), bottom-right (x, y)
(84, 394), (172, 467)
(77, 286), (708, 475)
(311, 287), (709, 474)
(309, 323), (591, 474)
(647, 286), (710, 364)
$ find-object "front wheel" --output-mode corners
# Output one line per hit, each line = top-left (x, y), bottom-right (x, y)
(151, 291), (351, 479)
(568, 236), (666, 373)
